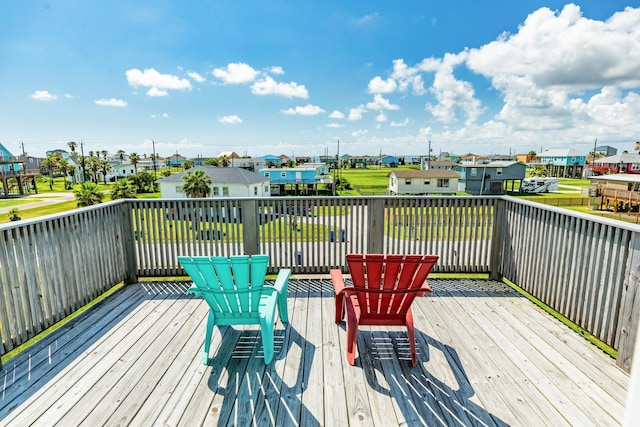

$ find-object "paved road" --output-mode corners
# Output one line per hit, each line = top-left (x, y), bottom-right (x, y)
(0, 192), (75, 215)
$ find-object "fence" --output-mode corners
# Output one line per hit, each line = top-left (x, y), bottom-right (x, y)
(1, 196), (639, 373)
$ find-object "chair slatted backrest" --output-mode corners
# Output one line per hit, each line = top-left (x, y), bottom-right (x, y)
(346, 254), (438, 316)
(181, 255), (270, 315)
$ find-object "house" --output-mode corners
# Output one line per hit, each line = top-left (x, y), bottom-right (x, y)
(539, 149), (586, 178)
(226, 157), (266, 171)
(259, 164), (331, 195)
(260, 154), (283, 167)
(157, 166), (270, 198)
(516, 153), (540, 164)
(105, 163), (138, 182)
(421, 159), (457, 171)
(592, 153), (640, 175)
(165, 153), (187, 168)
(590, 174), (640, 212)
(460, 154), (490, 164)
(455, 161), (526, 195)
(378, 155), (399, 168)
(595, 145), (617, 157)
(388, 170), (459, 195)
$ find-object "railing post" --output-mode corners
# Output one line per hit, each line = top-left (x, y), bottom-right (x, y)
(617, 232), (640, 373)
(367, 198), (385, 254)
(490, 198), (505, 281)
(122, 201), (138, 284)
(241, 199), (260, 256)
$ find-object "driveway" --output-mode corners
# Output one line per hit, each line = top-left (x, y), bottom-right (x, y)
(0, 192), (75, 215)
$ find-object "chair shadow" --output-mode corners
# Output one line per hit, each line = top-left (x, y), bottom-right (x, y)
(359, 329), (510, 427)
(205, 323), (319, 426)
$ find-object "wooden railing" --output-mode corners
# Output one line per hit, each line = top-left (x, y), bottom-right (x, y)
(1, 196), (639, 374)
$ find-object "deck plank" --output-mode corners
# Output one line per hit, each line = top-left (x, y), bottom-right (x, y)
(0, 278), (629, 427)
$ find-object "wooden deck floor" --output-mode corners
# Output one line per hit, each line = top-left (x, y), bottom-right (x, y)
(0, 278), (629, 426)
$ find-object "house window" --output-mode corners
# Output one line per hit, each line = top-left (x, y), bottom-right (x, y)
(176, 185), (183, 193)
(437, 179), (449, 188)
(496, 168), (503, 176)
(405, 179), (411, 185)
(281, 172), (286, 177)
(264, 172), (270, 177)
(631, 163), (640, 171)
(471, 168), (477, 177)
(212, 187), (219, 196)
(264, 185), (269, 192)
(424, 180), (430, 185)
(254, 187), (258, 195)
(222, 187), (229, 196)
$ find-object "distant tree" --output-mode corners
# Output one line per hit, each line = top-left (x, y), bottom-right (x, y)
(527, 150), (537, 158)
(128, 171), (158, 193)
(182, 169), (211, 198)
(635, 141), (640, 154)
(101, 150), (108, 160)
(111, 179), (138, 200)
(219, 155), (230, 167)
(183, 159), (194, 170)
(87, 156), (101, 183)
(161, 170), (171, 177)
(117, 149), (126, 164)
(67, 141), (77, 153)
(130, 152), (140, 173)
(40, 152), (62, 189)
(74, 182), (103, 207)
(100, 160), (112, 184)
(58, 158), (74, 189)
(205, 157), (218, 166)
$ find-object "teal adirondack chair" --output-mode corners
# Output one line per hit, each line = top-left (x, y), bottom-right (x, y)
(178, 255), (290, 364)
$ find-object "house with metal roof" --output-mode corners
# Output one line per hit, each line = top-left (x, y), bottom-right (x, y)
(539, 149), (586, 178)
(454, 161), (526, 195)
(388, 170), (459, 195)
(157, 166), (270, 198)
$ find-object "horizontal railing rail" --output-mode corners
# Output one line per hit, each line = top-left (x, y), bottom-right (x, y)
(1, 195), (639, 374)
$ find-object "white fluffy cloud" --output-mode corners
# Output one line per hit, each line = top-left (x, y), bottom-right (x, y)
(368, 76), (397, 94)
(95, 98), (127, 107)
(126, 68), (191, 97)
(188, 72), (206, 83)
(219, 115), (243, 124)
(366, 94), (400, 111)
(212, 62), (259, 84)
(31, 90), (57, 101)
(281, 104), (325, 115)
(390, 118), (410, 127)
(329, 110), (345, 119)
(348, 105), (366, 121)
(251, 76), (308, 98)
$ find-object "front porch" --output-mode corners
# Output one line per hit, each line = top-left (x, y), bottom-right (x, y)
(0, 278), (627, 426)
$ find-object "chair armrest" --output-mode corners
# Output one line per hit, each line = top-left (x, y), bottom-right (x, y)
(417, 280), (433, 297)
(272, 268), (291, 295)
(330, 269), (350, 295)
(186, 284), (203, 297)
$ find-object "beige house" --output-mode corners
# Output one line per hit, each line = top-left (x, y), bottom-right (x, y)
(388, 170), (459, 195)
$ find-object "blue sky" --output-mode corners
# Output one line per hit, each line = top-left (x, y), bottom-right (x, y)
(2, 1), (639, 160)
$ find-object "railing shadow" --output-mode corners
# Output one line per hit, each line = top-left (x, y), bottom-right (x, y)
(358, 329), (510, 426)
(206, 324), (319, 426)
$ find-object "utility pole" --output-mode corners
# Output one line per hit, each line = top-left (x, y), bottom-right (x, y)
(428, 140), (432, 170)
(591, 138), (597, 177)
(152, 139), (157, 178)
(80, 140), (87, 182)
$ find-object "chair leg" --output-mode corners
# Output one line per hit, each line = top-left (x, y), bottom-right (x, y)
(344, 298), (359, 365)
(203, 311), (215, 365)
(406, 309), (417, 367)
(260, 318), (275, 364)
(335, 292), (345, 323)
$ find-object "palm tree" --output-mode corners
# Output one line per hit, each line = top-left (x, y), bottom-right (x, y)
(67, 141), (77, 153)
(8, 208), (21, 221)
(41, 152), (61, 190)
(204, 158), (218, 166)
(74, 182), (103, 207)
(101, 150), (108, 160)
(87, 156), (101, 183)
(183, 159), (194, 170)
(100, 160), (112, 184)
(58, 158), (73, 189)
(111, 179), (138, 200)
(130, 152), (140, 173)
(634, 141), (640, 154)
(219, 155), (230, 167)
(117, 149), (126, 164)
(182, 169), (211, 198)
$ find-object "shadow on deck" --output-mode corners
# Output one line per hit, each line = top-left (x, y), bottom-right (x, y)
(0, 279), (628, 426)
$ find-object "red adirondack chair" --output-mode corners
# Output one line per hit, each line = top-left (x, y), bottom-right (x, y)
(331, 254), (439, 366)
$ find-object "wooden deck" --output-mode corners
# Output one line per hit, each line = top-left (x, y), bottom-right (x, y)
(0, 278), (628, 426)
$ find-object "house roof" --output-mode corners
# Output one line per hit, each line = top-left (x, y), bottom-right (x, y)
(457, 161), (522, 168)
(391, 170), (460, 179)
(539, 149), (585, 157)
(594, 153), (640, 164)
(217, 151), (240, 159)
(157, 166), (268, 185)
(426, 160), (457, 166)
(591, 174), (640, 184)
